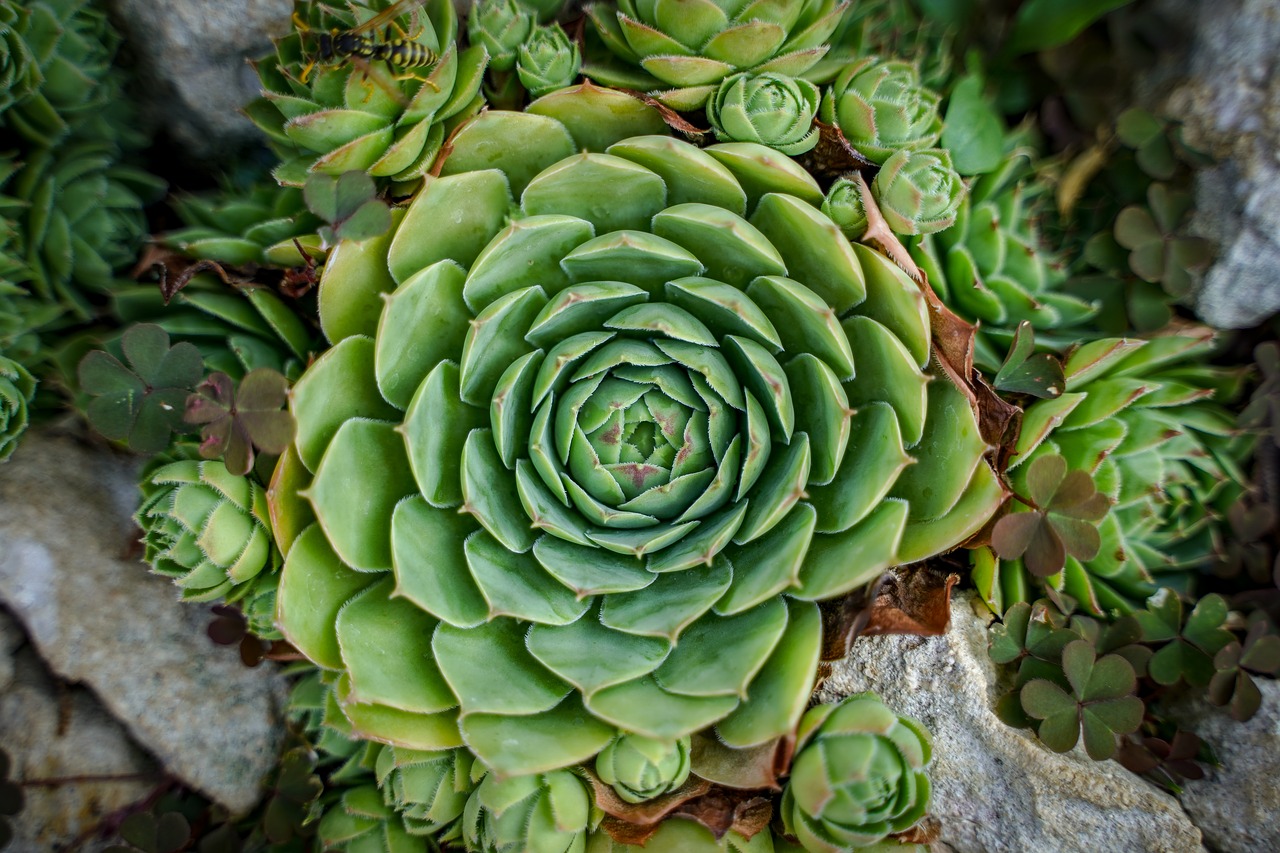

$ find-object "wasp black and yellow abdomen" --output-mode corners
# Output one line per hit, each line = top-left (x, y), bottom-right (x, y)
(377, 40), (437, 69)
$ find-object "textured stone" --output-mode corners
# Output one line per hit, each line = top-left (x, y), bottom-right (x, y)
(1138, 0), (1280, 328)
(1, 610), (157, 852)
(0, 433), (288, 814)
(1167, 680), (1280, 852)
(107, 0), (294, 157)
(815, 593), (1205, 852)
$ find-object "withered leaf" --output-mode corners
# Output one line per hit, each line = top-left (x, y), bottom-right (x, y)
(861, 566), (960, 637)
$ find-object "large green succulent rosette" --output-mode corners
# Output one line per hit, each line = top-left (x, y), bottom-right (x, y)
(247, 0), (486, 188)
(269, 87), (1000, 780)
(977, 330), (1250, 616)
(585, 0), (847, 110)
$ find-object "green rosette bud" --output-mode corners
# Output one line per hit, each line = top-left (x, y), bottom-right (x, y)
(376, 745), (478, 841)
(468, 0), (535, 72)
(781, 693), (933, 853)
(586, 0), (846, 110)
(0, 355), (35, 462)
(517, 24), (582, 98)
(137, 459), (276, 601)
(872, 148), (965, 236)
(819, 59), (943, 165)
(595, 735), (691, 803)
(268, 87), (1001, 779)
(821, 176), (868, 241)
(463, 770), (595, 853)
(708, 73), (821, 156)
(319, 785), (431, 852)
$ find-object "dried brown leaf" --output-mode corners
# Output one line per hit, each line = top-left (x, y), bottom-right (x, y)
(861, 566), (960, 637)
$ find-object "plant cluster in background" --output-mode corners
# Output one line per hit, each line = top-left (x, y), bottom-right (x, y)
(1, 0), (1278, 851)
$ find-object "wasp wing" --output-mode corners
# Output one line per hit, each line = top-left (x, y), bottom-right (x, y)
(348, 0), (432, 35)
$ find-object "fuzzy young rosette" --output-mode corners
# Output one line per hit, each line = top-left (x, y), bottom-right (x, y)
(137, 459), (277, 602)
(821, 175), (867, 241)
(517, 23), (583, 99)
(780, 693), (932, 852)
(707, 72), (821, 155)
(871, 148), (965, 237)
(463, 769), (596, 853)
(585, 0), (847, 110)
(976, 330), (1251, 616)
(468, 0), (534, 72)
(818, 58), (942, 165)
(247, 0), (485, 188)
(319, 785), (431, 852)
(595, 734), (691, 803)
(376, 744), (478, 842)
(268, 86), (1000, 780)
(0, 355), (35, 461)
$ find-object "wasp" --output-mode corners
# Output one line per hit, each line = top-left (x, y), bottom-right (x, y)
(296, 0), (439, 83)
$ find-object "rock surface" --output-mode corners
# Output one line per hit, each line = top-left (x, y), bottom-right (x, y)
(108, 0), (293, 157)
(0, 433), (288, 814)
(1168, 680), (1280, 852)
(1, 610), (157, 852)
(815, 593), (1205, 852)
(1139, 0), (1280, 328)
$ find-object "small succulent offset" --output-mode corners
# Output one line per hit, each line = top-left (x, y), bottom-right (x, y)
(870, 148), (966, 236)
(517, 23), (582, 99)
(0, 355), (35, 462)
(780, 693), (932, 852)
(136, 459), (278, 602)
(819, 58), (943, 165)
(707, 73), (821, 156)
(318, 785), (426, 852)
(375, 745), (478, 842)
(595, 735), (692, 803)
(267, 90), (1002, 780)
(821, 175), (868, 241)
(468, 0), (534, 72)
(585, 0), (847, 110)
(463, 770), (596, 853)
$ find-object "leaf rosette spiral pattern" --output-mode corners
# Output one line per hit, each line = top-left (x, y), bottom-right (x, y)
(269, 89), (1000, 780)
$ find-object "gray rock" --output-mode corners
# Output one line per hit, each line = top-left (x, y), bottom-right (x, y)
(107, 0), (294, 157)
(1168, 680), (1280, 852)
(1, 610), (157, 853)
(815, 594), (1204, 852)
(1139, 0), (1280, 328)
(0, 433), (288, 814)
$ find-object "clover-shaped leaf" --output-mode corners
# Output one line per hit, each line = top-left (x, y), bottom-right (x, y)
(79, 324), (203, 453)
(109, 811), (191, 853)
(1209, 616), (1280, 721)
(1020, 640), (1143, 760)
(995, 322), (1065, 399)
(185, 369), (294, 476)
(992, 455), (1110, 577)
(1136, 590), (1234, 688)
(1116, 730), (1206, 793)
(1114, 184), (1214, 298)
(303, 171), (392, 245)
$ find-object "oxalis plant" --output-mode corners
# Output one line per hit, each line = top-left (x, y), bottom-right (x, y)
(42, 0), (1280, 851)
